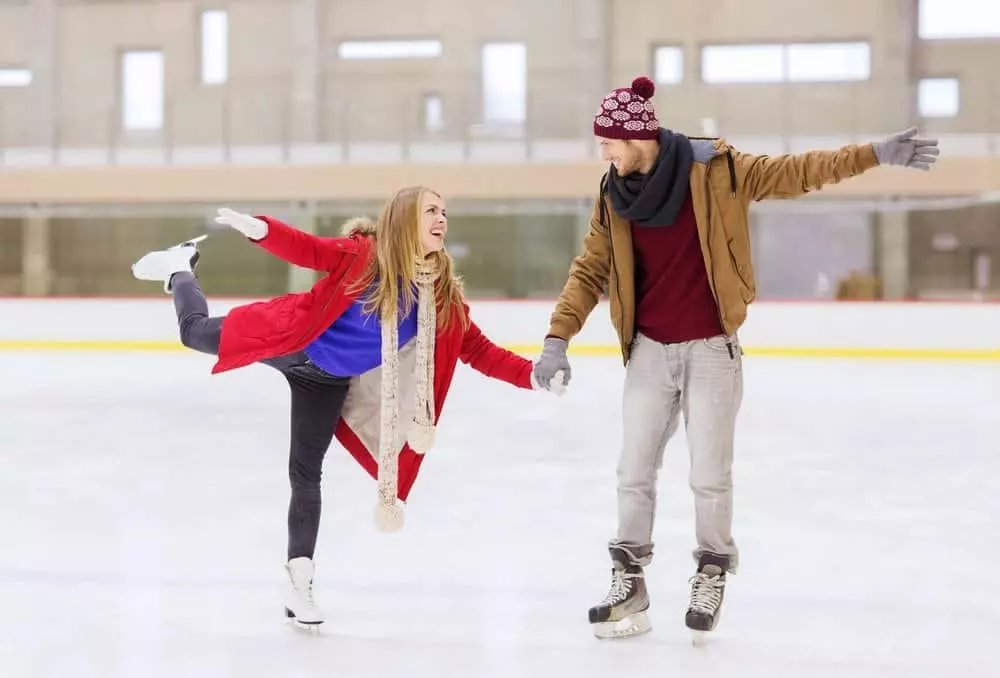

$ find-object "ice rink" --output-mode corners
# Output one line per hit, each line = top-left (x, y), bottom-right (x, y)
(2, 349), (998, 678)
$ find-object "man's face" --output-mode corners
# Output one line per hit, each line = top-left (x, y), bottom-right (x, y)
(597, 137), (643, 175)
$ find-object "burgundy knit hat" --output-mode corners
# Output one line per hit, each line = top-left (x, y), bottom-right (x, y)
(593, 76), (660, 140)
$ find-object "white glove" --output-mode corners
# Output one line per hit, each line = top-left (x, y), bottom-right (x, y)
(214, 207), (268, 240)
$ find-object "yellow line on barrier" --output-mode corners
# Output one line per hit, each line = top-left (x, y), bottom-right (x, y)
(0, 340), (186, 352)
(0, 340), (999, 361)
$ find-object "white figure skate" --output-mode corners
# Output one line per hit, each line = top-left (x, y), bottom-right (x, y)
(130, 235), (207, 293)
(284, 557), (325, 630)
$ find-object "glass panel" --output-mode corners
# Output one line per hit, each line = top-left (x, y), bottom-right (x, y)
(918, 78), (960, 118)
(122, 51), (164, 131)
(787, 42), (870, 82)
(338, 40), (442, 59)
(482, 43), (527, 125)
(201, 10), (228, 85)
(654, 46), (683, 84)
(919, 0), (1000, 39)
(0, 69), (31, 87)
(701, 44), (784, 84)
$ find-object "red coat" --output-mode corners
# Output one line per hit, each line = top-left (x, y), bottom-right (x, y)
(213, 217), (534, 500)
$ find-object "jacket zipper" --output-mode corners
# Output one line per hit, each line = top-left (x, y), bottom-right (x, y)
(704, 165), (734, 359)
(608, 217), (627, 364)
(601, 176), (628, 364)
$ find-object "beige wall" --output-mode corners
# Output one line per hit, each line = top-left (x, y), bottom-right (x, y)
(0, 0), (996, 153)
(0, 154), (993, 205)
(917, 41), (1000, 133)
(612, 0), (918, 135)
(0, 0), (606, 148)
(321, 0), (605, 141)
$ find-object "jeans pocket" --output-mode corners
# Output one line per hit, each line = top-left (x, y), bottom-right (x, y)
(702, 334), (739, 357)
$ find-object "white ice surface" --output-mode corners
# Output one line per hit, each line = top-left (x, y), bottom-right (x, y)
(1, 351), (998, 678)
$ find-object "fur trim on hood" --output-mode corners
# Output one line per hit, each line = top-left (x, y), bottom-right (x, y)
(341, 216), (376, 236)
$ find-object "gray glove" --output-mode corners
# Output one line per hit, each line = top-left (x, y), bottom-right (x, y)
(531, 337), (571, 394)
(873, 127), (940, 171)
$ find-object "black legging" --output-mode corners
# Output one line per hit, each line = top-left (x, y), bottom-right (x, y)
(171, 272), (349, 561)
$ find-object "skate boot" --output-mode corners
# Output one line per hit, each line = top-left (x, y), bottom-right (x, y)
(284, 556), (325, 627)
(588, 542), (653, 639)
(130, 235), (206, 293)
(685, 552), (729, 644)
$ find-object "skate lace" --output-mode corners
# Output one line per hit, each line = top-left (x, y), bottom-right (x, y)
(290, 573), (317, 608)
(603, 569), (641, 605)
(688, 571), (724, 614)
(301, 579), (317, 607)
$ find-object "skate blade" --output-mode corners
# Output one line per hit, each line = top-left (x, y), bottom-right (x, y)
(285, 607), (324, 633)
(691, 629), (710, 647)
(687, 609), (722, 647)
(592, 611), (651, 639)
(172, 234), (208, 248)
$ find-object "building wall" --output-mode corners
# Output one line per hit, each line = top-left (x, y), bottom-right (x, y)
(917, 41), (1000, 135)
(0, 0), (607, 149)
(0, 0), (997, 301)
(0, 0), (997, 152)
(611, 0), (916, 136)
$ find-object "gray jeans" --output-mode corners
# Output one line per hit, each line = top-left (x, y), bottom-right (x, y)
(613, 332), (743, 572)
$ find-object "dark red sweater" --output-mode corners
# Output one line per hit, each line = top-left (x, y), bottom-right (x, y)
(630, 192), (724, 343)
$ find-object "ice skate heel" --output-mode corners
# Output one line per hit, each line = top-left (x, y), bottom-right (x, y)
(685, 552), (729, 645)
(588, 542), (653, 639)
(130, 235), (206, 293)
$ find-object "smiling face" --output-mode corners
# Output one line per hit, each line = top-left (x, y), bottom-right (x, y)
(597, 137), (657, 175)
(419, 191), (448, 256)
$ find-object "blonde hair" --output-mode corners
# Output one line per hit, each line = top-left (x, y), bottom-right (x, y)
(346, 186), (468, 330)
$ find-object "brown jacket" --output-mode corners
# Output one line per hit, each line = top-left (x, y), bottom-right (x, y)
(547, 137), (880, 364)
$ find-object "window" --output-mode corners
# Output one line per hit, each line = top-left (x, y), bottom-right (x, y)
(201, 10), (228, 84)
(919, 0), (1000, 39)
(653, 46), (683, 84)
(787, 42), (870, 82)
(122, 51), (164, 131)
(919, 78), (960, 117)
(701, 42), (871, 83)
(0, 68), (31, 87)
(482, 42), (526, 125)
(702, 44), (785, 83)
(424, 94), (443, 133)
(337, 40), (442, 60)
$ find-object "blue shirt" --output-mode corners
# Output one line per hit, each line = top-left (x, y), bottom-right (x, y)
(304, 292), (419, 378)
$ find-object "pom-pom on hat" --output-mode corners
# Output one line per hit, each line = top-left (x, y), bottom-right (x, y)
(593, 76), (660, 140)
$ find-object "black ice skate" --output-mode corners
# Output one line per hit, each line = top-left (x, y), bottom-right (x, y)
(685, 552), (729, 644)
(588, 542), (652, 639)
(131, 234), (206, 293)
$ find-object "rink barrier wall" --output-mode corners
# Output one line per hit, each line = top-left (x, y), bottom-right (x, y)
(0, 299), (998, 361)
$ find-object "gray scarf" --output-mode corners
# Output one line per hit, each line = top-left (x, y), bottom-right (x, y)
(608, 128), (693, 227)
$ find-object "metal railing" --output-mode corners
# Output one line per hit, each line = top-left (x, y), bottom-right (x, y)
(1, 73), (999, 166)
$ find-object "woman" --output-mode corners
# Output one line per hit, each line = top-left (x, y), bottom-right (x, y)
(130, 186), (566, 626)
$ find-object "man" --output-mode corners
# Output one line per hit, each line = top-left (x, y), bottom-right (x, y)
(531, 76), (938, 640)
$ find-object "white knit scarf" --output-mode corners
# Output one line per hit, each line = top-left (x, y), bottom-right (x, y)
(374, 256), (440, 531)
